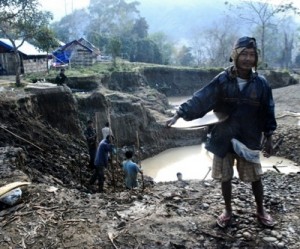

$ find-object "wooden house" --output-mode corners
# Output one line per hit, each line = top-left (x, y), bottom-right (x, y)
(52, 38), (100, 68)
(0, 38), (48, 75)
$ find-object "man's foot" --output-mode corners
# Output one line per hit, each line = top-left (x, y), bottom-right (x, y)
(257, 212), (275, 227)
(216, 212), (232, 228)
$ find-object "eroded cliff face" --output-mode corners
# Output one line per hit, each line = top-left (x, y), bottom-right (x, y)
(142, 67), (222, 96)
(3, 67), (297, 161)
(0, 86), (82, 138)
(69, 67), (298, 157)
(74, 67), (297, 97)
(0, 85), (88, 187)
(76, 86), (206, 159)
(0, 80), (206, 196)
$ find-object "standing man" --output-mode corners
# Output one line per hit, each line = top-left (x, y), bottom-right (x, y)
(84, 120), (97, 170)
(102, 122), (113, 140)
(166, 37), (277, 228)
(89, 135), (114, 192)
(122, 150), (143, 189)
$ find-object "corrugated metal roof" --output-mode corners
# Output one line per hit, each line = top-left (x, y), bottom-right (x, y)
(0, 38), (47, 56)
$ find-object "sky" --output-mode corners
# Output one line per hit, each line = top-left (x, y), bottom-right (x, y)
(39, 0), (90, 21)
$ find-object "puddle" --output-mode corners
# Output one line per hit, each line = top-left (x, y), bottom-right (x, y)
(142, 144), (299, 182)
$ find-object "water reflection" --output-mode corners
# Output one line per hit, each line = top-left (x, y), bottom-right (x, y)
(142, 144), (299, 182)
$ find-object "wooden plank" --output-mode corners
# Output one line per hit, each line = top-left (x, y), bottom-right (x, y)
(0, 182), (31, 197)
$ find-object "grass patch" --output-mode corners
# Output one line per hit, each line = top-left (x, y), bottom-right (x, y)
(23, 59), (225, 83)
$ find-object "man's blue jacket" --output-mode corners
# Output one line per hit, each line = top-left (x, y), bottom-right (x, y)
(177, 67), (277, 158)
(94, 138), (113, 167)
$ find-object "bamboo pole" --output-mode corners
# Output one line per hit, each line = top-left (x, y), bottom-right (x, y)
(136, 131), (145, 190)
(0, 124), (44, 151)
(107, 102), (116, 191)
(95, 112), (100, 144)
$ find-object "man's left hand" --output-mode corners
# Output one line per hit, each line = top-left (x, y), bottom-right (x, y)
(263, 136), (273, 158)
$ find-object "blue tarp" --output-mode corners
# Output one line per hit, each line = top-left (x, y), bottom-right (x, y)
(52, 49), (72, 64)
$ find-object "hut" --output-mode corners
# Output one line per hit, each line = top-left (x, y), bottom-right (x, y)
(52, 38), (100, 68)
(0, 38), (48, 75)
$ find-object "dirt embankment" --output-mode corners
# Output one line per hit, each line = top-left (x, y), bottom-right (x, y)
(0, 71), (299, 248)
(271, 83), (300, 164)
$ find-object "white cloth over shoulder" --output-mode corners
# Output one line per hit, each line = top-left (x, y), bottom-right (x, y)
(231, 138), (260, 164)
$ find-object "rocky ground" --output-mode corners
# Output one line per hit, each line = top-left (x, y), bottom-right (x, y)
(0, 169), (300, 249)
(0, 78), (299, 249)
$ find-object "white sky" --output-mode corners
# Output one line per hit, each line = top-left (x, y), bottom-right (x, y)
(39, 0), (90, 21)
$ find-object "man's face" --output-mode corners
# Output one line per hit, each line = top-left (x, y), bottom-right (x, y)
(236, 48), (256, 71)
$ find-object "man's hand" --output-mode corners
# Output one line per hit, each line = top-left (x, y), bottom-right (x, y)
(262, 136), (273, 158)
(166, 114), (179, 127)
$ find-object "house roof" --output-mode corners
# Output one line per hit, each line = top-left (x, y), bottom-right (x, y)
(78, 37), (100, 55)
(54, 38), (100, 54)
(0, 38), (47, 56)
(59, 40), (93, 53)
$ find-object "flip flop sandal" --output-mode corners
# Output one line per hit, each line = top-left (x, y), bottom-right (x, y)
(257, 213), (275, 227)
(216, 212), (232, 228)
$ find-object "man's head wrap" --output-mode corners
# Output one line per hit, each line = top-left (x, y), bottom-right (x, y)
(230, 36), (258, 70)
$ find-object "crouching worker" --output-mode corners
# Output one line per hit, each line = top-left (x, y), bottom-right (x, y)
(122, 150), (143, 189)
(89, 135), (114, 192)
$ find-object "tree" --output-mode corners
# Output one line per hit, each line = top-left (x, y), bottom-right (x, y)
(32, 27), (60, 72)
(176, 46), (195, 67)
(190, 16), (238, 68)
(149, 32), (175, 65)
(107, 38), (121, 67)
(130, 39), (162, 64)
(225, 0), (300, 67)
(86, 30), (110, 54)
(51, 9), (89, 43)
(294, 54), (300, 67)
(0, 0), (52, 86)
(86, 0), (141, 55)
(132, 17), (149, 39)
(87, 0), (140, 38)
(276, 17), (297, 69)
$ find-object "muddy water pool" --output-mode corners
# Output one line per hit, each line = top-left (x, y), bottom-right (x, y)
(142, 144), (299, 182)
(142, 96), (299, 182)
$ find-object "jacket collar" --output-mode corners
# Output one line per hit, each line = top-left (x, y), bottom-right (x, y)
(226, 66), (258, 81)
